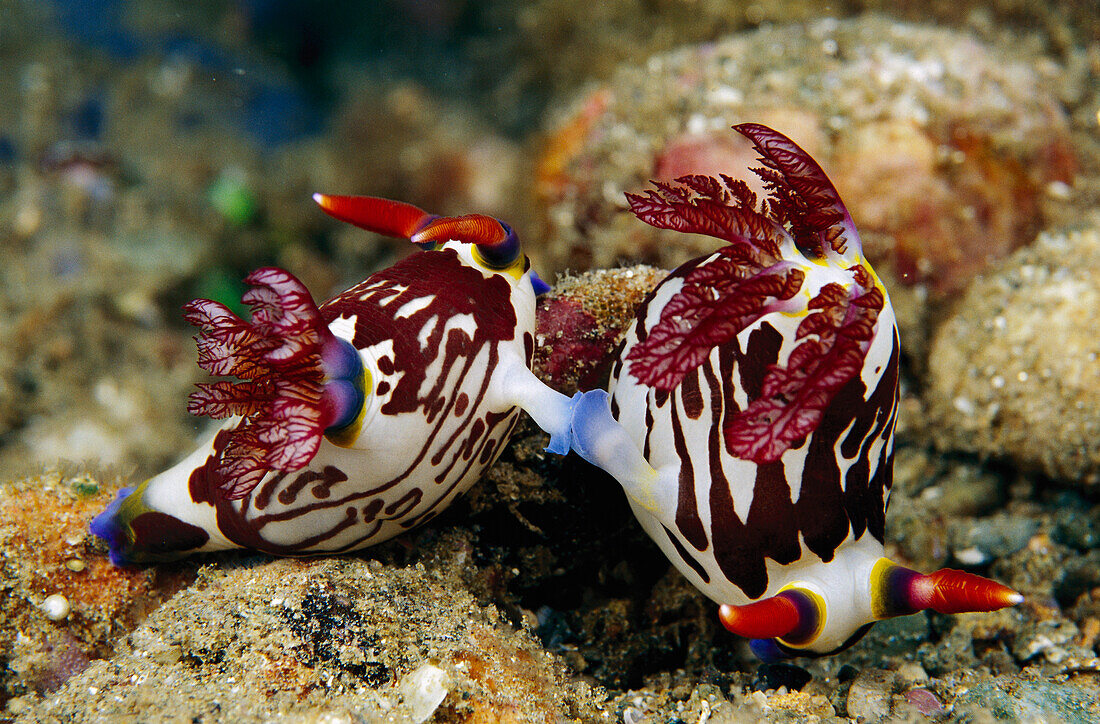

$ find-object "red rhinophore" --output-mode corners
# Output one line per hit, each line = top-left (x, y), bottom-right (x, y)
(313, 194), (437, 239)
(719, 596), (801, 640)
(724, 278), (883, 463)
(915, 569), (1024, 614)
(732, 122), (859, 260)
(314, 193), (521, 267)
(183, 267), (332, 500)
(409, 214), (507, 247)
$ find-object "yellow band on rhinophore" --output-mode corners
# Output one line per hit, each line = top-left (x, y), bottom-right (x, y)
(775, 582), (827, 648)
(471, 245), (526, 280)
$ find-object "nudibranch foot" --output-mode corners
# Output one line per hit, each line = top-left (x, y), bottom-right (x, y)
(539, 391), (582, 455)
(567, 389), (666, 514)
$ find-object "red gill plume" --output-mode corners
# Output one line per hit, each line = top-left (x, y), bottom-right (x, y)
(183, 267), (333, 500)
(624, 124), (884, 465)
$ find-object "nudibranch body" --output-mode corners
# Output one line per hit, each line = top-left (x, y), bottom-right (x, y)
(567, 124), (1020, 659)
(93, 195), (573, 565)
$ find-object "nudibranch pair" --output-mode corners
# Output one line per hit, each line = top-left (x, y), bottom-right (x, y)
(564, 123), (1021, 659)
(91, 122), (1020, 661)
(92, 195), (575, 564)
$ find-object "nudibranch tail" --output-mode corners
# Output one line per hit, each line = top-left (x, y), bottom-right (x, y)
(313, 193), (522, 269)
(90, 482), (211, 566)
(183, 267), (365, 499)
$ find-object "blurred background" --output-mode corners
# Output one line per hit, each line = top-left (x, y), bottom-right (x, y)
(0, 0), (1097, 484)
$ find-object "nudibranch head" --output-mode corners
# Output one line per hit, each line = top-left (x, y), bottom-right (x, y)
(92, 193), (575, 565)
(312, 193), (548, 293)
(584, 123), (1020, 657)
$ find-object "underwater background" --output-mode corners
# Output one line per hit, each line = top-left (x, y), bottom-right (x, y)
(1, 0), (1099, 721)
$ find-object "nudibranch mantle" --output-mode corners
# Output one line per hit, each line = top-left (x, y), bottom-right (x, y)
(93, 195), (574, 564)
(566, 123), (1021, 659)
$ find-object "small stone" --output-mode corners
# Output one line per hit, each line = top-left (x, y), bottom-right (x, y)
(398, 663), (450, 723)
(896, 663), (929, 683)
(40, 593), (71, 621)
(5, 696), (28, 715)
(905, 688), (945, 716)
(951, 512), (1038, 560)
(845, 669), (898, 721)
(65, 558), (86, 572)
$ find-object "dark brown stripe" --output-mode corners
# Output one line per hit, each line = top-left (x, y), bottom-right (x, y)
(670, 399), (708, 552)
(385, 487), (423, 517)
(679, 367), (704, 419)
(663, 525), (710, 584)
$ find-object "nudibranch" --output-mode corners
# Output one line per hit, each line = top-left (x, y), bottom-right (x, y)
(92, 195), (574, 564)
(566, 123), (1021, 659)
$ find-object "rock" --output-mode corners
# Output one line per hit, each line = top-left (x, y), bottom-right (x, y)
(1050, 495), (1100, 550)
(25, 556), (602, 722)
(949, 513), (1039, 563)
(926, 225), (1100, 486)
(398, 664), (451, 723)
(0, 472), (197, 701)
(954, 677), (1100, 721)
(844, 669), (898, 721)
(1010, 617), (1096, 665)
(533, 266), (666, 394)
(535, 16), (1077, 300)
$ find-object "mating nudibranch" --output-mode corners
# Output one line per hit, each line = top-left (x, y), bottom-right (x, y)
(92, 195), (574, 565)
(567, 124), (1021, 659)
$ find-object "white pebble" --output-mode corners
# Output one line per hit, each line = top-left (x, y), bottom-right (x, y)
(954, 546), (988, 565)
(952, 396), (976, 415)
(40, 594), (70, 621)
(399, 664), (450, 723)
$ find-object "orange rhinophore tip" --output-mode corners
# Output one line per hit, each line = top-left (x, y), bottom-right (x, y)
(919, 568), (1024, 615)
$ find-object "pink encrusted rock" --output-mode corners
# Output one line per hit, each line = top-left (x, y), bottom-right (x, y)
(534, 266), (667, 395)
(534, 16), (1076, 297)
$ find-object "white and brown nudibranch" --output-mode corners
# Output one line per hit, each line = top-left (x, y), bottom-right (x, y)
(565, 123), (1021, 660)
(92, 195), (574, 564)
